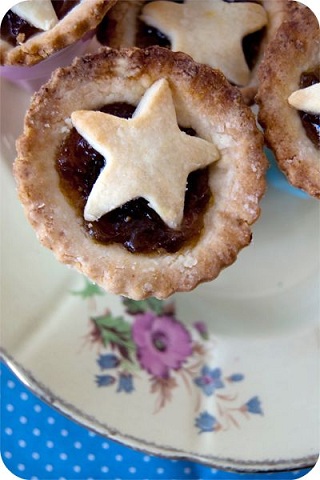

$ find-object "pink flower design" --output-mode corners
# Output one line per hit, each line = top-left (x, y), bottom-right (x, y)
(132, 313), (192, 378)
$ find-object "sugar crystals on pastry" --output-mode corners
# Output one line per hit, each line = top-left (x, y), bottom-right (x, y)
(14, 47), (267, 299)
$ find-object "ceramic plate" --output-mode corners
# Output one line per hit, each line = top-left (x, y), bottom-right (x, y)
(1, 78), (319, 473)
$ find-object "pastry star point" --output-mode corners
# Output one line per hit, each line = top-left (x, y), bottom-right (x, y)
(288, 83), (320, 115)
(71, 78), (220, 229)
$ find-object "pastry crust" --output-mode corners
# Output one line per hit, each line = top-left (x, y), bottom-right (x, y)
(256, 1), (320, 198)
(0, 0), (118, 66)
(14, 46), (267, 299)
(96, 0), (289, 104)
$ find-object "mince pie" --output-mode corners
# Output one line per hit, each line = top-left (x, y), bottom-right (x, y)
(96, 0), (289, 104)
(14, 47), (267, 299)
(256, 1), (320, 198)
(0, 0), (118, 66)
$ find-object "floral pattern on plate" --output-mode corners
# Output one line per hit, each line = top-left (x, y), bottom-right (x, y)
(75, 280), (263, 434)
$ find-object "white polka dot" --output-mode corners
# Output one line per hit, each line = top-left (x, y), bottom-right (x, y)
(20, 392), (29, 400)
(101, 466), (109, 473)
(60, 429), (69, 437)
(184, 467), (191, 474)
(7, 380), (15, 388)
(5, 427), (13, 435)
(157, 467), (164, 474)
(19, 416), (28, 424)
(102, 442), (109, 449)
(211, 468), (218, 474)
(143, 455), (151, 462)
(73, 465), (81, 473)
(18, 439), (27, 448)
(30, 477), (39, 480)
(6, 403), (14, 412)
(45, 464), (54, 472)
(17, 464), (25, 471)
(3, 451), (12, 459)
(47, 416), (55, 424)
(32, 452), (40, 460)
(88, 431), (96, 437)
(46, 440), (54, 448)
(74, 441), (82, 449)
(87, 454), (95, 461)
(59, 453), (68, 460)
(129, 466), (136, 474)
(115, 454), (123, 462)
(34, 404), (42, 413)
(32, 428), (41, 436)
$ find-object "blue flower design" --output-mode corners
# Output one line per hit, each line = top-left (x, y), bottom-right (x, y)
(244, 396), (263, 415)
(95, 375), (116, 387)
(195, 411), (218, 433)
(117, 373), (134, 393)
(194, 366), (224, 396)
(227, 373), (245, 382)
(97, 353), (120, 370)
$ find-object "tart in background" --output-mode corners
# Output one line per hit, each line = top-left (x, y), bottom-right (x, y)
(256, 1), (320, 199)
(96, 0), (289, 104)
(1, 0), (118, 65)
(0, 0), (118, 91)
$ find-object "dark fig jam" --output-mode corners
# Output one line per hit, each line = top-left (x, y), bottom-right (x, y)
(56, 102), (212, 254)
(299, 67), (320, 149)
(1, 0), (78, 46)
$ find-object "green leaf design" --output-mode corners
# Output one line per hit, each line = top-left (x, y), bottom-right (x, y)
(123, 297), (165, 315)
(72, 279), (104, 299)
(92, 313), (136, 361)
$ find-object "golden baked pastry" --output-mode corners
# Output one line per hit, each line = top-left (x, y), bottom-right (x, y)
(96, 0), (289, 104)
(256, 1), (320, 198)
(14, 47), (267, 299)
(0, 0), (118, 66)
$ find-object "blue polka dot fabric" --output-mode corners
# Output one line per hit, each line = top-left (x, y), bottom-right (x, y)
(0, 362), (313, 479)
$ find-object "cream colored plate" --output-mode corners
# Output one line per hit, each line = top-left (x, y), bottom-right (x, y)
(1, 78), (319, 472)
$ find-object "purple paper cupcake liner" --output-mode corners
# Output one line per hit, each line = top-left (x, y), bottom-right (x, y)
(0, 32), (94, 93)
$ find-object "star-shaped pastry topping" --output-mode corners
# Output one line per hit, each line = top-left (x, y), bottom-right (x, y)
(288, 83), (320, 115)
(141, 0), (267, 86)
(71, 79), (219, 229)
(11, 0), (58, 31)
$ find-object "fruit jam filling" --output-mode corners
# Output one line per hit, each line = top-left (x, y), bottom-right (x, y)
(56, 102), (212, 254)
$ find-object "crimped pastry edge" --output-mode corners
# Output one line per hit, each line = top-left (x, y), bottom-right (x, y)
(14, 46), (267, 299)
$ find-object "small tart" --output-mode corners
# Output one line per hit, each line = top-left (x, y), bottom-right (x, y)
(96, 0), (289, 104)
(0, 0), (118, 66)
(256, 1), (320, 199)
(14, 47), (267, 300)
